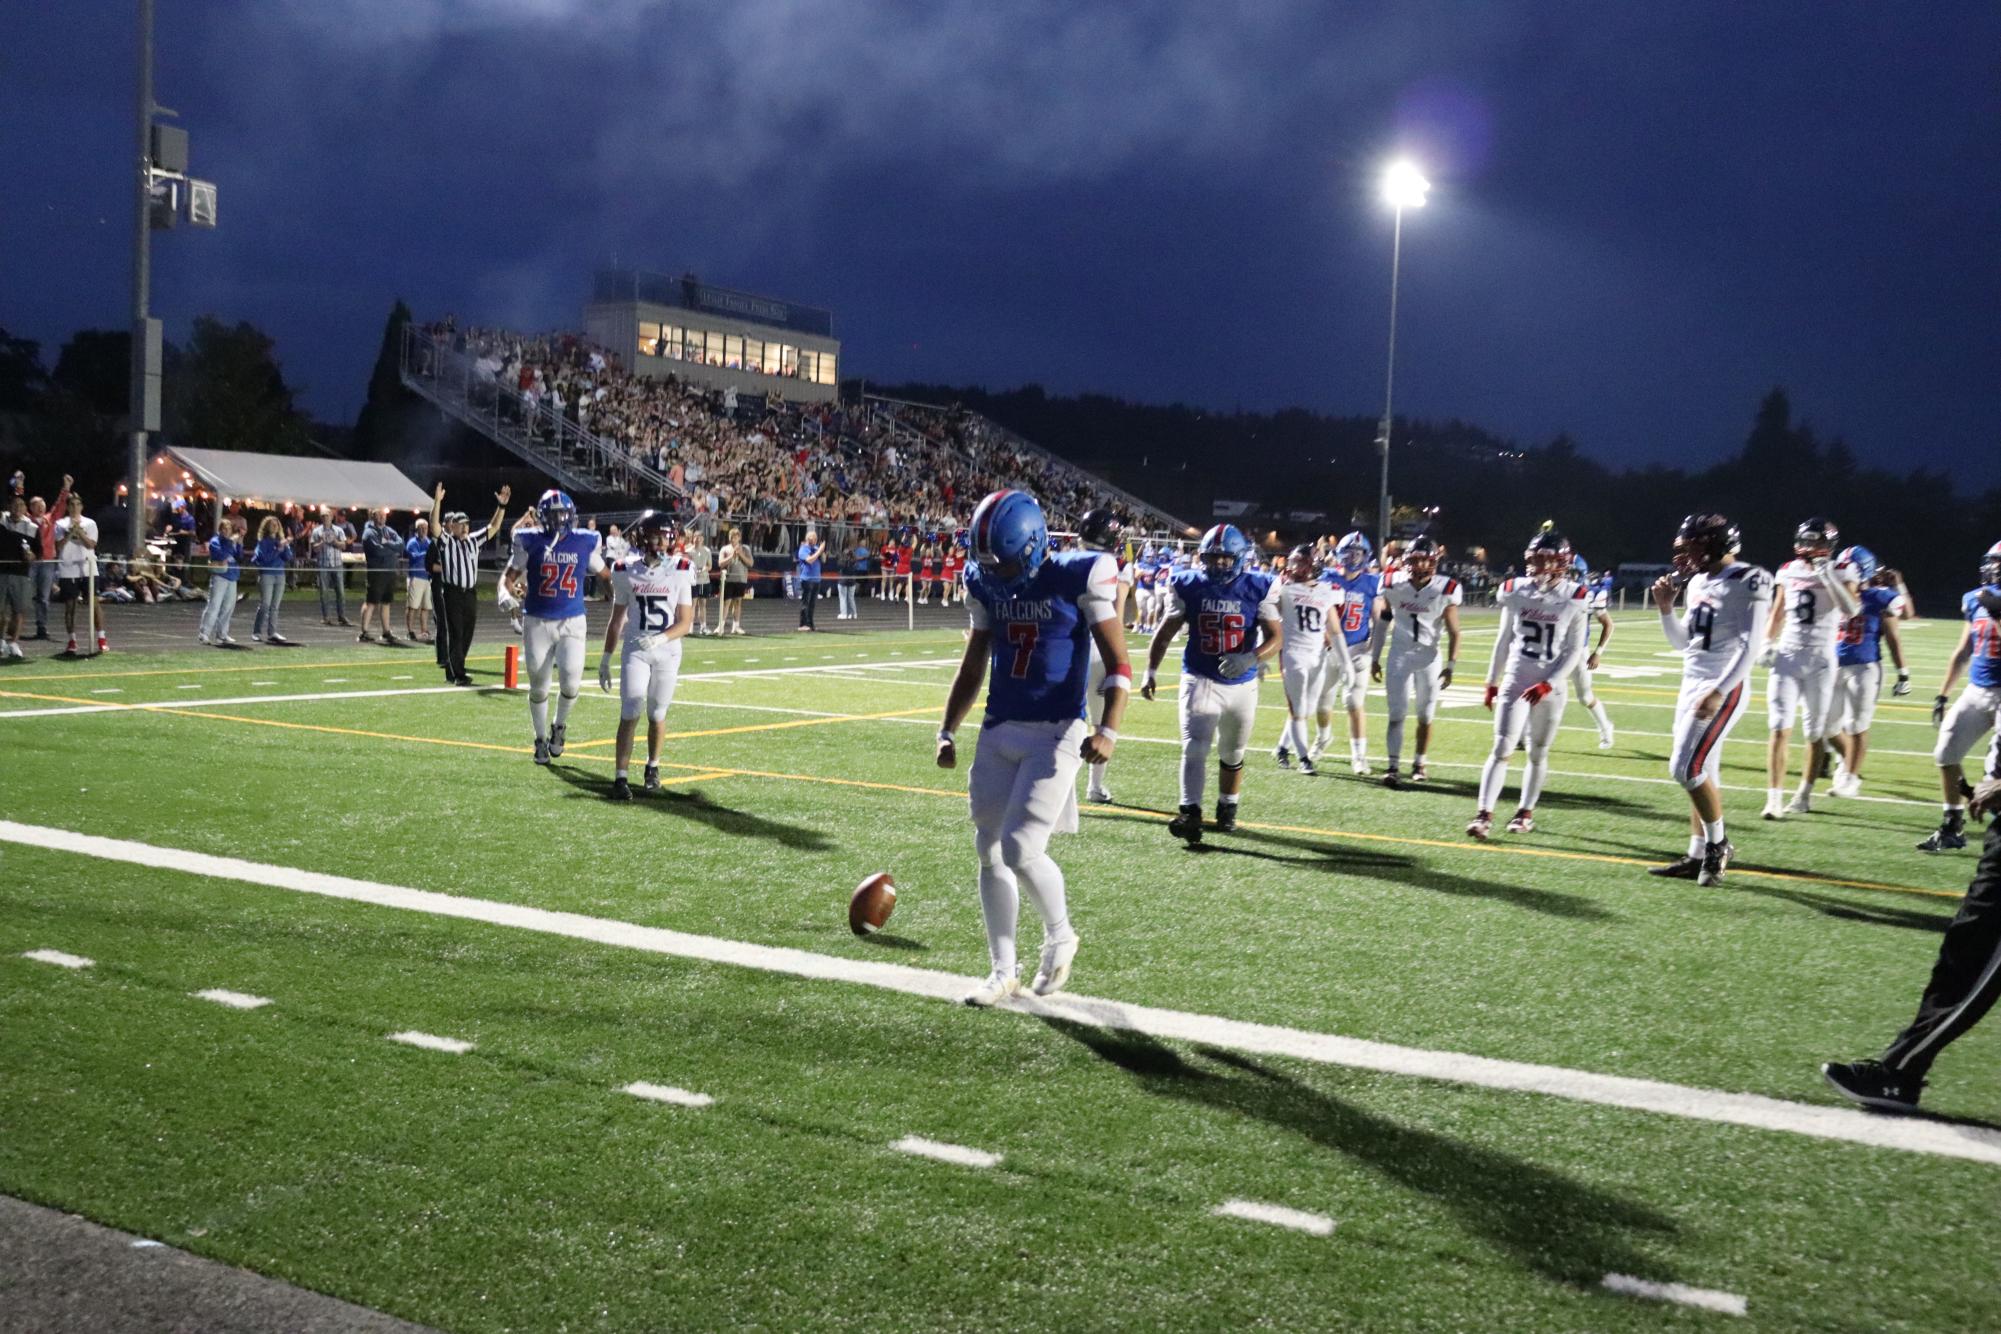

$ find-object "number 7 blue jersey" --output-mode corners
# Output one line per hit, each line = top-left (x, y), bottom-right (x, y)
(965, 550), (1119, 725)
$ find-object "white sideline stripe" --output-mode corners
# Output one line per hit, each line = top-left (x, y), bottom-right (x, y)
(623, 1081), (714, 1108)
(891, 1135), (1001, 1168)
(5, 821), (1998, 1167)
(1212, 1199), (1335, 1236)
(192, 988), (271, 1010)
(391, 674), (413, 680)
(0, 684), (466, 719)
(1601, 1273), (1747, 1316)
(386, 1030), (472, 1054)
(89, 688), (122, 695)
(22, 949), (92, 970)
(176, 684), (201, 690)
(250, 680), (277, 685)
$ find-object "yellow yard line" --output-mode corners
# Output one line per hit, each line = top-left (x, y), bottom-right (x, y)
(565, 706), (936, 749)
(0, 654), (503, 684)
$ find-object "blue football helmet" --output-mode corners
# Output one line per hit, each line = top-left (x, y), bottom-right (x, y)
(1983, 541), (2001, 587)
(1836, 544), (1878, 584)
(1571, 552), (1591, 581)
(970, 489), (1048, 593)
(1197, 524), (1252, 578)
(536, 489), (577, 534)
(1334, 530), (1373, 574)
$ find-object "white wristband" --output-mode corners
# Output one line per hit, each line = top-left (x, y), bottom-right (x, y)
(937, 728), (954, 744)
(1095, 726), (1119, 743)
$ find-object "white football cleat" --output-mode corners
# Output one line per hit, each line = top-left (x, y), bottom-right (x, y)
(1350, 758), (1370, 776)
(1085, 786), (1114, 804)
(1307, 740), (1327, 763)
(1832, 772), (1863, 799)
(962, 970), (1021, 1007)
(1597, 732), (1615, 750)
(1466, 811), (1494, 841)
(1031, 935), (1080, 996)
(1787, 789), (1813, 815)
(1506, 809), (1535, 835)
(1761, 793), (1787, 821)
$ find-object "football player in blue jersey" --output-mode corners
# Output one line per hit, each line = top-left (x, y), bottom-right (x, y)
(1824, 545), (1906, 799)
(502, 489), (606, 765)
(1142, 523), (1282, 843)
(938, 489), (1129, 1006)
(1566, 551), (1619, 748)
(1918, 541), (2001, 852)
(1315, 530), (1380, 774)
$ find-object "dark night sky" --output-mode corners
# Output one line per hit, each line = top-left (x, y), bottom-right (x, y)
(5, 2), (1997, 477)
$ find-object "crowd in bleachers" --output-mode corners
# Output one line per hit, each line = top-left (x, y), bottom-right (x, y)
(420, 319), (1162, 551)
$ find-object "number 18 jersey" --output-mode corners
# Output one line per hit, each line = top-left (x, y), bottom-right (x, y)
(1680, 563), (1772, 683)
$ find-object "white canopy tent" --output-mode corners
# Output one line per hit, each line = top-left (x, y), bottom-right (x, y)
(148, 446), (431, 514)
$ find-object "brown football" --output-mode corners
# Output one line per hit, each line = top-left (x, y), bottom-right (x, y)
(848, 872), (897, 936)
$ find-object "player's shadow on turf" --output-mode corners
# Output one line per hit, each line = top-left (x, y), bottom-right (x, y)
(1390, 774), (1656, 816)
(545, 763), (834, 851)
(1041, 1018), (1679, 1287)
(1213, 829), (1614, 921)
(1732, 882), (1952, 933)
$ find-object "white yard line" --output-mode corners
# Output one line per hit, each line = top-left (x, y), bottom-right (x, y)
(1601, 1273), (1747, 1316)
(192, 988), (272, 1010)
(1212, 1199), (1335, 1236)
(890, 1135), (1002, 1169)
(4, 819), (1997, 1168)
(622, 1081), (713, 1108)
(386, 1030), (472, 1054)
(21, 949), (92, 969)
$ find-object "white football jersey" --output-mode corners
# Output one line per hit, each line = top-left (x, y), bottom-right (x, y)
(1494, 577), (1589, 679)
(1774, 557), (1860, 655)
(1680, 563), (1773, 680)
(1277, 579), (1343, 670)
(613, 555), (694, 647)
(1382, 573), (1463, 653)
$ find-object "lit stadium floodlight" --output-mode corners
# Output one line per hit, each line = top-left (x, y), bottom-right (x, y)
(1380, 159), (1430, 211)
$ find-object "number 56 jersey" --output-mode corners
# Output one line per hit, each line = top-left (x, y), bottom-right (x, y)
(1680, 564), (1773, 684)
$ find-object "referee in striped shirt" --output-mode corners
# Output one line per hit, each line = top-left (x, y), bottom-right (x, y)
(430, 483), (509, 686)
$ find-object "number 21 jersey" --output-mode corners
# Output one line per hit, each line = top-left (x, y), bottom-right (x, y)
(1681, 563), (1772, 683)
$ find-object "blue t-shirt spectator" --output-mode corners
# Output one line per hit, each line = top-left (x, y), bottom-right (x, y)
(796, 539), (822, 582)
(207, 534), (243, 581)
(405, 533), (431, 580)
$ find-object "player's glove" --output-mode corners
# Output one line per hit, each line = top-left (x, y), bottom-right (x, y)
(1893, 670), (1911, 697)
(1482, 683), (1498, 710)
(1370, 659), (1383, 683)
(597, 655), (613, 693)
(1755, 643), (1776, 670)
(1439, 662), (1455, 689)
(1932, 694), (1949, 727)
(1522, 681), (1553, 706)
(1218, 651), (1258, 678)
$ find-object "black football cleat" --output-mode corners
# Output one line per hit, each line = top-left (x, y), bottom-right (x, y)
(1213, 801), (1238, 834)
(1917, 826), (1968, 853)
(1382, 765), (1403, 790)
(533, 738), (552, 766)
(1821, 1059), (1923, 1113)
(1274, 747), (1292, 770)
(643, 764), (661, 792)
(1168, 804), (1204, 845)
(1697, 838), (1734, 887)
(548, 723), (567, 758)
(608, 776), (633, 802)
(1648, 855), (1703, 879)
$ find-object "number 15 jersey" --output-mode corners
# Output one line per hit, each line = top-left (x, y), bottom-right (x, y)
(1679, 563), (1772, 684)
(612, 555), (694, 648)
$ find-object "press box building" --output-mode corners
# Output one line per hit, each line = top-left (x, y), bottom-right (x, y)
(584, 268), (840, 406)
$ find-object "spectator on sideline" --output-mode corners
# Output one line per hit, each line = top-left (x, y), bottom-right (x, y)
(169, 500), (196, 585)
(839, 535), (867, 620)
(601, 522), (629, 601)
(1, 493), (35, 659)
(359, 508), (402, 645)
(795, 528), (825, 631)
(198, 516), (244, 647)
(250, 515), (292, 644)
(687, 527), (714, 634)
(312, 510), (352, 626)
(718, 526), (749, 635)
(431, 482), (510, 687)
(404, 518), (433, 642)
(25, 473), (70, 640)
(53, 493), (104, 655)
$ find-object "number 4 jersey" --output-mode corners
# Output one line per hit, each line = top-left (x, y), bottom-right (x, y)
(511, 528), (605, 620)
(612, 555), (694, 647)
(1679, 563), (1773, 684)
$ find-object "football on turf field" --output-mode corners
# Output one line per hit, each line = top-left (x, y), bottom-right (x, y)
(849, 872), (896, 936)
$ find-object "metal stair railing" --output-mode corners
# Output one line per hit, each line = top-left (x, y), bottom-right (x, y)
(399, 326), (684, 501)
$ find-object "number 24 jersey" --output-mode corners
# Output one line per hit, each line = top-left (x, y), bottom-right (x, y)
(511, 529), (604, 620)
(1680, 563), (1772, 681)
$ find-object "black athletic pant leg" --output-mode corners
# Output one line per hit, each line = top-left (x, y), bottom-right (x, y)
(1883, 818), (2001, 1078)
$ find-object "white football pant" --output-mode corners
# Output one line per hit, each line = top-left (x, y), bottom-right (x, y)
(620, 637), (684, 723)
(1669, 675), (1750, 791)
(1767, 647), (1838, 740)
(1179, 674), (1258, 806)
(1083, 648), (1110, 795)
(1476, 679), (1568, 813)
(1934, 684), (2001, 768)
(1320, 642), (1369, 715)
(1831, 661), (1881, 736)
(1280, 657), (1329, 758)
(1383, 644), (1442, 760)
(968, 718), (1085, 977)
(524, 613), (587, 739)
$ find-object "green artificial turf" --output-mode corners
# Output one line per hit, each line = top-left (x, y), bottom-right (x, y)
(2, 612), (1995, 1330)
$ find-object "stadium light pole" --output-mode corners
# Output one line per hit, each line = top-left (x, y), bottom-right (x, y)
(1375, 158), (1428, 556)
(127, 0), (155, 558)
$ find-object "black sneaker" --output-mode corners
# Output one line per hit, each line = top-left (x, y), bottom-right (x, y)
(358, 632), (371, 643)
(1274, 748), (1292, 770)
(1821, 1059), (1923, 1113)
(609, 776), (632, 802)
(1917, 825), (1968, 853)
(1168, 804), (1203, 844)
(643, 764), (661, 792)
(548, 723), (567, 758)
(533, 738), (551, 766)
(1382, 765), (1403, 789)
(1697, 838), (1734, 887)
(1214, 801), (1238, 833)
(1409, 762), (1429, 784)
(1648, 855), (1703, 879)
